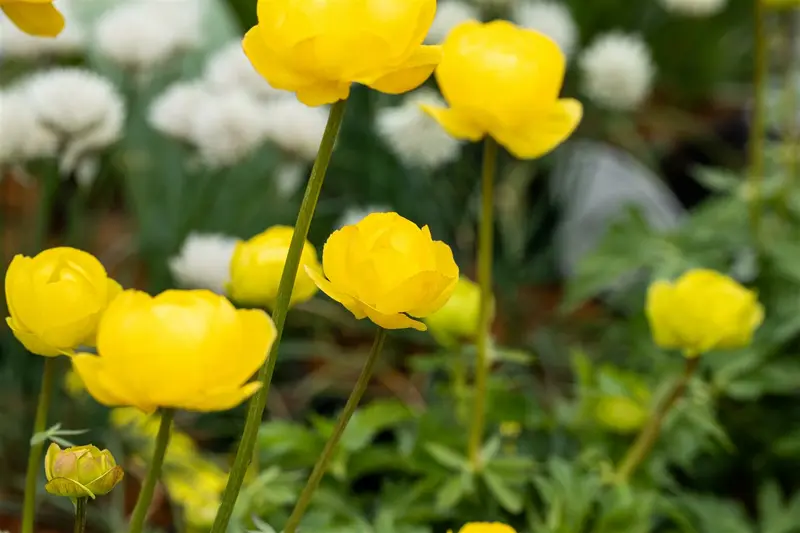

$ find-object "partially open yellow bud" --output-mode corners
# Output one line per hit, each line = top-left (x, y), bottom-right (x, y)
(44, 443), (123, 498)
(424, 276), (486, 345)
(594, 396), (648, 434)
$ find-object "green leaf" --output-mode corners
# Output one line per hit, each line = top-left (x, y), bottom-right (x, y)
(425, 443), (468, 472)
(340, 400), (415, 452)
(435, 472), (472, 511)
(483, 469), (524, 514)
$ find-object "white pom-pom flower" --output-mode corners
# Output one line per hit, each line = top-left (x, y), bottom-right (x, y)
(169, 233), (239, 294)
(579, 32), (655, 111)
(205, 41), (285, 100)
(22, 68), (125, 172)
(513, 1), (579, 58)
(261, 97), (329, 161)
(659, 0), (727, 17)
(149, 81), (214, 142)
(426, 1), (480, 44)
(376, 89), (462, 170)
(338, 205), (393, 229)
(0, 90), (58, 166)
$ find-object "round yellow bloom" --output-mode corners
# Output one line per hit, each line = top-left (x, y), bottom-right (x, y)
(72, 289), (276, 414)
(0, 0), (64, 37)
(449, 523), (517, 533)
(5, 247), (122, 356)
(421, 20), (582, 159)
(44, 443), (123, 498)
(424, 276), (485, 344)
(228, 226), (321, 309)
(646, 269), (764, 357)
(306, 212), (459, 331)
(242, 0), (442, 106)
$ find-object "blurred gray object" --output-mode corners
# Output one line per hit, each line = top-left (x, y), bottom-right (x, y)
(551, 140), (687, 279)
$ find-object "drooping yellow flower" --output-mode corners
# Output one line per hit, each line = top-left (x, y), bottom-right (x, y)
(421, 20), (582, 159)
(72, 289), (276, 414)
(424, 276), (486, 345)
(646, 269), (764, 357)
(448, 523), (517, 533)
(242, 0), (442, 106)
(307, 212), (459, 331)
(4, 247), (122, 356)
(228, 226), (321, 309)
(44, 443), (124, 498)
(0, 0), (64, 37)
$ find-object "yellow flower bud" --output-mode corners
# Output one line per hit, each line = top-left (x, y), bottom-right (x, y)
(450, 524), (517, 533)
(228, 226), (321, 309)
(646, 269), (764, 357)
(44, 443), (123, 498)
(594, 396), (648, 434)
(242, 0), (441, 106)
(306, 212), (459, 331)
(4, 247), (123, 356)
(1, 0), (64, 37)
(71, 289), (276, 413)
(421, 20), (582, 160)
(424, 276), (485, 344)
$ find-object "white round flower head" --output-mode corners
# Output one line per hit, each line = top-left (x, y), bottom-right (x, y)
(425, 1), (479, 44)
(0, 90), (58, 165)
(376, 89), (462, 170)
(191, 90), (270, 167)
(23, 68), (125, 171)
(149, 80), (214, 142)
(579, 32), (655, 111)
(513, 1), (578, 58)
(338, 205), (393, 229)
(659, 0), (727, 17)
(261, 97), (329, 161)
(275, 162), (306, 197)
(0, 0), (85, 59)
(169, 233), (239, 294)
(205, 41), (285, 100)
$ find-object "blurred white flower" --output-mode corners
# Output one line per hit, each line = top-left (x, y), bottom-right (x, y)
(0, 0), (85, 58)
(169, 233), (239, 294)
(149, 80), (213, 142)
(261, 97), (328, 161)
(205, 41), (284, 100)
(192, 91), (270, 167)
(376, 89), (462, 170)
(659, 0), (727, 16)
(275, 162), (306, 197)
(513, 1), (578, 57)
(94, 1), (202, 71)
(338, 205), (392, 229)
(23, 68), (125, 172)
(0, 90), (58, 165)
(579, 32), (655, 111)
(426, 1), (479, 44)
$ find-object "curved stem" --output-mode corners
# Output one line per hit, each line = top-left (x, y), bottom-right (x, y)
(74, 497), (88, 533)
(283, 328), (387, 533)
(21, 356), (56, 533)
(468, 136), (497, 472)
(749, 0), (767, 237)
(128, 409), (174, 533)
(210, 98), (348, 533)
(615, 357), (700, 482)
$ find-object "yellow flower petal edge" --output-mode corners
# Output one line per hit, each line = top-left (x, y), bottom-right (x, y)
(449, 523), (517, 533)
(1, 1), (65, 37)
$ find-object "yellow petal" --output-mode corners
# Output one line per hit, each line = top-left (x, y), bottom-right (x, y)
(645, 281), (681, 349)
(362, 45), (441, 94)
(71, 354), (141, 409)
(305, 266), (367, 320)
(375, 270), (455, 317)
(296, 82), (351, 106)
(2, 2), (64, 37)
(243, 26), (322, 92)
(322, 226), (358, 294)
(491, 98), (582, 160)
(420, 105), (485, 141)
(6, 317), (61, 357)
(224, 309), (275, 385)
(180, 382), (262, 412)
(5, 255), (39, 333)
(362, 306), (428, 331)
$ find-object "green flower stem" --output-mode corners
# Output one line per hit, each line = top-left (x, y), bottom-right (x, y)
(74, 497), (88, 533)
(468, 136), (498, 472)
(615, 357), (700, 482)
(748, 0), (767, 237)
(210, 98), (348, 533)
(128, 408), (174, 533)
(778, 12), (798, 215)
(283, 327), (388, 533)
(21, 356), (56, 533)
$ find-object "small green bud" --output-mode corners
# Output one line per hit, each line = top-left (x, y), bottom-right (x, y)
(44, 443), (124, 498)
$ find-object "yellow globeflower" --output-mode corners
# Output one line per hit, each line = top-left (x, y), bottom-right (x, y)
(421, 20), (582, 159)
(646, 269), (764, 357)
(44, 443), (124, 498)
(228, 226), (321, 309)
(242, 0), (441, 106)
(72, 289), (276, 414)
(306, 212), (459, 331)
(0, 0), (64, 37)
(5, 247), (122, 356)
(424, 276), (486, 344)
(449, 523), (516, 533)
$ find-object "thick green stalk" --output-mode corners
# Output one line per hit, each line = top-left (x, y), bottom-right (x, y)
(74, 497), (88, 533)
(21, 356), (56, 533)
(748, 0), (767, 236)
(128, 409), (174, 533)
(467, 137), (498, 472)
(210, 98), (348, 532)
(283, 328), (388, 533)
(615, 357), (700, 482)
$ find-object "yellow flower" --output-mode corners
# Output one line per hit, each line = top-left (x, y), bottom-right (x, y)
(646, 269), (764, 357)
(164, 458), (227, 528)
(4, 247), (122, 356)
(421, 20), (582, 160)
(424, 276), (485, 344)
(72, 289), (276, 413)
(228, 226), (321, 309)
(242, 0), (441, 106)
(594, 396), (648, 434)
(44, 443), (124, 498)
(306, 212), (459, 331)
(0, 0), (64, 37)
(449, 524), (517, 533)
